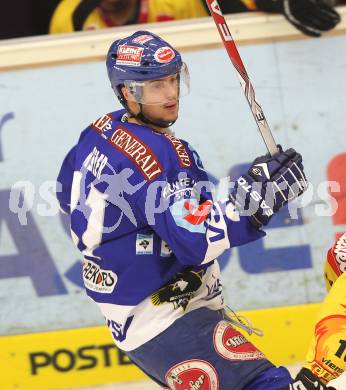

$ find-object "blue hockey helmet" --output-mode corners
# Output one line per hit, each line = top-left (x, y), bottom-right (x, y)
(106, 30), (189, 108)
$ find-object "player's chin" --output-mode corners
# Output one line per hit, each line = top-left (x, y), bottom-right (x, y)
(162, 111), (178, 124)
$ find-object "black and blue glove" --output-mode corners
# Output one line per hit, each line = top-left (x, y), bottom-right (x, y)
(255, 0), (340, 37)
(230, 147), (308, 227)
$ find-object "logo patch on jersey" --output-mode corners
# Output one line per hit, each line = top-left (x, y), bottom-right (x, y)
(136, 234), (153, 255)
(151, 270), (203, 311)
(170, 199), (206, 234)
(213, 321), (265, 361)
(160, 240), (172, 257)
(163, 176), (196, 200)
(109, 126), (162, 181)
(83, 260), (117, 294)
(164, 134), (191, 167)
(92, 114), (112, 133)
(205, 274), (222, 301)
(154, 46), (176, 64)
(165, 359), (219, 390)
(132, 34), (154, 44)
(106, 316), (134, 343)
(116, 45), (144, 66)
(184, 200), (213, 225)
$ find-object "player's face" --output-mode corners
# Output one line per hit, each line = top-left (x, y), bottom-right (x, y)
(122, 63), (189, 120)
(141, 74), (180, 123)
(123, 73), (180, 126)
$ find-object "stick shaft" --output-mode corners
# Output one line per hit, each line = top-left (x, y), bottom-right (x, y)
(206, 0), (279, 156)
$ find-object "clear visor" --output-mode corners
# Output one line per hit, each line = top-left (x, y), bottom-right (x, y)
(123, 62), (190, 105)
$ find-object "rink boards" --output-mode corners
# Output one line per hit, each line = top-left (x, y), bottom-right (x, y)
(0, 304), (320, 390)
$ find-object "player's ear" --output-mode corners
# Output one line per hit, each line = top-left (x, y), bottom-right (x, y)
(121, 86), (140, 114)
(121, 86), (131, 102)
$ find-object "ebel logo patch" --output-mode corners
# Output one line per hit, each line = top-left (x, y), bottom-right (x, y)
(213, 321), (265, 361)
(136, 234), (153, 255)
(83, 260), (117, 294)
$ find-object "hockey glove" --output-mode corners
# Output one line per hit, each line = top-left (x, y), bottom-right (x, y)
(280, 367), (337, 389)
(230, 147), (308, 228)
(255, 0), (340, 37)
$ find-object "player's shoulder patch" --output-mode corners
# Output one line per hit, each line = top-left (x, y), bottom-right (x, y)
(108, 125), (163, 182)
(91, 113), (113, 134)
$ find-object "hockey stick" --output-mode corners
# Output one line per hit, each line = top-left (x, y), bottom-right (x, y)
(206, 0), (279, 156)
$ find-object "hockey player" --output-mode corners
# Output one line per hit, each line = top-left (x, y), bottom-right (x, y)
(297, 233), (346, 387)
(57, 30), (317, 389)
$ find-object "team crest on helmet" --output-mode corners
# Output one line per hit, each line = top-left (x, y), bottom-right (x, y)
(154, 46), (176, 63)
(151, 270), (203, 310)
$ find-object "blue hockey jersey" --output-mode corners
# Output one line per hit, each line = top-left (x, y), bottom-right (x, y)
(57, 109), (265, 351)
